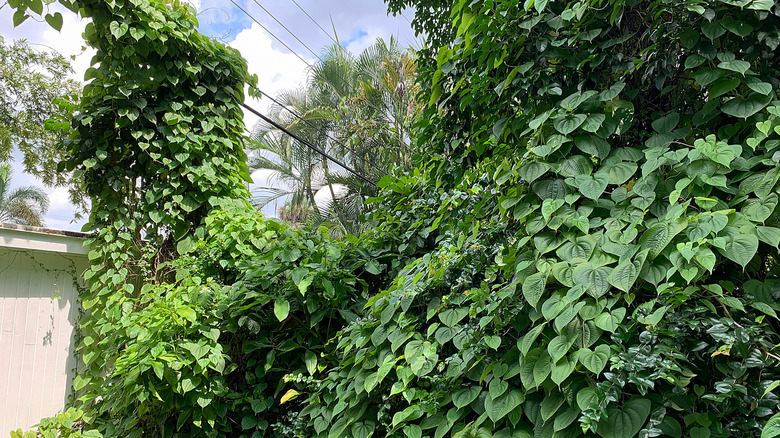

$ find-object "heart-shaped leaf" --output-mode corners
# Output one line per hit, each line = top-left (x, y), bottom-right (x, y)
(485, 390), (524, 423)
(722, 94), (771, 119)
(554, 113), (587, 135)
(597, 398), (651, 438)
(574, 172), (609, 200)
(578, 344), (610, 374)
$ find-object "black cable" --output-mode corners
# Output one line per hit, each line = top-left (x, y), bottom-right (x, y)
(228, 3), (408, 175)
(229, 0), (312, 68)
(250, 84), (389, 176)
(249, 0), (323, 61)
(288, 0), (338, 45)
(231, 2), (403, 133)
(241, 102), (376, 187)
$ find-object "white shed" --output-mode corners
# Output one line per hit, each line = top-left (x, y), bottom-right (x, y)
(0, 223), (89, 434)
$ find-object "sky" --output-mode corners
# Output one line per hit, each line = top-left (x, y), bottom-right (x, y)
(0, 0), (418, 231)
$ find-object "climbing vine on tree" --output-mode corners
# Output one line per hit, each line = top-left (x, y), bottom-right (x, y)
(305, 0), (780, 437)
(9, 0), (263, 435)
(59, 0), (257, 428)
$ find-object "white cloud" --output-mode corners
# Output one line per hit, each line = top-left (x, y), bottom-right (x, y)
(314, 183), (349, 213)
(229, 23), (312, 114)
(39, 8), (95, 82)
(229, 22), (313, 218)
(48, 187), (71, 211)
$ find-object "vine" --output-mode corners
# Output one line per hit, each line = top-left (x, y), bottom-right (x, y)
(9, 0), (780, 437)
(306, 0), (780, 437)
(10, 0), (259, 435)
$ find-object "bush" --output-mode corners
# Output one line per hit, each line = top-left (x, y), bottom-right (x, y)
(64, 204), (384, 436)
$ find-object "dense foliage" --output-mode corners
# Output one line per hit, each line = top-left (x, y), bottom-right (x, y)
(82, 203), (383, 436)
(10, 0), (258, 435)
(305, 0), (780, 437)
(10, 0), (780, 437)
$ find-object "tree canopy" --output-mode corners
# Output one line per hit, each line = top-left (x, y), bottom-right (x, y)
(250, 37), (420, 236)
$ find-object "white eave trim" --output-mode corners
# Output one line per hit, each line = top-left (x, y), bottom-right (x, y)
(0, 223), (89, 255)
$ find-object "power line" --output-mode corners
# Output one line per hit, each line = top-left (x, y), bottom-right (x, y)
(250, 84), (389, 176)
(229, 0), (312, 68)
(241, 102), (376, 187)
(249, 0), (323, 61)
(230, 3), (405, 152)
(288, 0), (338, 45)
(229, 2), (408, 174)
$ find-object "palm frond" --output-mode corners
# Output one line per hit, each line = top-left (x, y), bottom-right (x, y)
(0, 198), (45, 226)
(5, 186), (49, 212)
(0, 164), (49, 226)
(244, 37), (419, 232)
(250, 186), (293, 209)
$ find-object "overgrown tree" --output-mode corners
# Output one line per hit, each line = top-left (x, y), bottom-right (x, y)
(9, 0), (258, 435)
(0, 163), (49, 226)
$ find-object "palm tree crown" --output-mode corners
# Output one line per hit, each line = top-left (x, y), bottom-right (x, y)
(249, 37), (421, 236)
(0, 164), (50, 227)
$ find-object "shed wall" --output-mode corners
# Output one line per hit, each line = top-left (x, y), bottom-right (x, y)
(0, 245), (87, 434)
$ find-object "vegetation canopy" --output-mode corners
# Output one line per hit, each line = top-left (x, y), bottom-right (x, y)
(8, 0), (780, 437)
(0, 37), (82, 210)
(321, 0), (780, 436)
(249, 36), (420, 236)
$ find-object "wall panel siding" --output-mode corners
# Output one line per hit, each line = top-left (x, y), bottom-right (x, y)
(0, 245), (86, 434)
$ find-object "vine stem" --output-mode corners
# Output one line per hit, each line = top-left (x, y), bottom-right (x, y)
(704, 288), (743, 328)
(762, 346), (780, 362)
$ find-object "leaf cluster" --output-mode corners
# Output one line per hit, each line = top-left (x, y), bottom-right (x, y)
(0, 38), (83, 207)
(43, 204), (380, 437)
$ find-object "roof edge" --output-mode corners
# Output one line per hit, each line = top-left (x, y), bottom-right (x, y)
(0, 222), (92, 239)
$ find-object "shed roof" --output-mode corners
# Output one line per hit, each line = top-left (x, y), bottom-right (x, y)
(0, 222), (90, 255)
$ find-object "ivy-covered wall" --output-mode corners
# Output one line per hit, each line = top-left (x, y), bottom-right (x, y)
(0, 225), (88, 434)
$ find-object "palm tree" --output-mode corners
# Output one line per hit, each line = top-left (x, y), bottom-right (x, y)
(248, 37), (421, 236)
(0, 164), (50, 227)
(249, 87), (331, 220)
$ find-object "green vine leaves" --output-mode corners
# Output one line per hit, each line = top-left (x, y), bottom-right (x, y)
(10, 0), (260, 434)
(8, 0), (780, 437)
(305, 0), (780, 437)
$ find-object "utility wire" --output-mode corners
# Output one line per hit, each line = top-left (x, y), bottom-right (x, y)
(250, 84), (389, 176)
(230, 2), (406, 177)
(241, 102), (377, 186)
(249, 0), (323, 61)
(229, 0), (312, 68)
(231, 2), (399, 128)
(288, 0), (338, 45)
